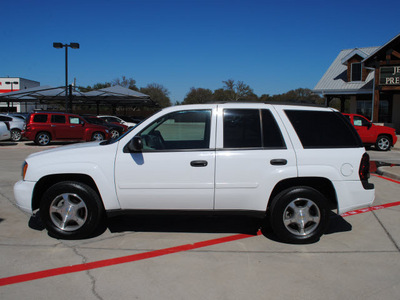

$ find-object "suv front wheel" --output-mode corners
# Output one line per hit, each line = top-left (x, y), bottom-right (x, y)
(40, 181), (105, 239)
(269, 186), (329, 244)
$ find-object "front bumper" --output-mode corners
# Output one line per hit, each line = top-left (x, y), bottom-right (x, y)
(14, 180), (36, 214)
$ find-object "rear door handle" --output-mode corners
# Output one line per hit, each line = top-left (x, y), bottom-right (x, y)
(191, 160), (208, 167)
(270, 159), (287, 166)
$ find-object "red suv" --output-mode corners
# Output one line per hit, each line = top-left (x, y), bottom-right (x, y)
(25, 112), (111, 146)
(343, 113), (397, 151)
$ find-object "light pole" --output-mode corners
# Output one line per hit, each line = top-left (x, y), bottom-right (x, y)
(53, 42), (80, 112)
(5, 80), (18, 110)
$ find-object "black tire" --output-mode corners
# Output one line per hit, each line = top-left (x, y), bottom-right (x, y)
(11, 129), (22, 142)
(91, 132), (105, 141)
(40, 181), (105, 239)
(35, 132), (51, 146)
(269, 186), (329, 244)
(110, 129), (120, 139)
(375, 135), (391, 151)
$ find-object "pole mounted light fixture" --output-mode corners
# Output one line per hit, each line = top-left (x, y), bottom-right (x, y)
(53, 42), (80, 112)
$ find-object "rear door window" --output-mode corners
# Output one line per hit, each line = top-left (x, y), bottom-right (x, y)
(223, 109), (286, 149)
(51, 115), (66, 124)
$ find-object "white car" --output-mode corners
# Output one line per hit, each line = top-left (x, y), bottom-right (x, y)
(97, 115), (136, 128)
(0, 122), (11, 141)
(0, 114), (26, 141)
(14, 103), (375, 243)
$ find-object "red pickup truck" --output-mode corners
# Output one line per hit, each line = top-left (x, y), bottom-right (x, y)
(24, 112), (111, 146)
(343, 113), (397, 151)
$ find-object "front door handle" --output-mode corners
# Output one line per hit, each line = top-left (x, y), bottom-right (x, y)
(190, 160), (208, 167)
(270, 159), (287, 166)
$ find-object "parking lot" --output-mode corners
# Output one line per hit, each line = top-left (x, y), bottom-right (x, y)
(0, 141), (399, 299)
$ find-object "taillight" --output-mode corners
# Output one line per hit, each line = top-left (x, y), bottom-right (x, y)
(359, 153), (370, 181)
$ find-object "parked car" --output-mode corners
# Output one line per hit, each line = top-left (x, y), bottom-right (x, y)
(343, 113), (397, 151)
(24, 112), (111, 146)
(0, 122), (11, 141)
(98, 115), (136, 130)
(81, 115), (125, 139)
(117, 115), (145, 125)
(0, 114), (26, 141)
(14, 104), (374, 244)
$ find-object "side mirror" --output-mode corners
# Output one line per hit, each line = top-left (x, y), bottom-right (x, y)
(367, 122), (372, 129)
(125, 136), (143, 152)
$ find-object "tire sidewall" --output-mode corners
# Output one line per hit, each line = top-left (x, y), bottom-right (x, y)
(40, 181), (104, 239)
(376, 135), (390, 151)
(11, 129), (22, 141)
(269, 187), (329, 244)
(35, 132), (51, 146)
(92, 132), (105, 141)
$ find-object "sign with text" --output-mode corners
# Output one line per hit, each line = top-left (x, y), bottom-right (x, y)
(380, 66), (400, 85)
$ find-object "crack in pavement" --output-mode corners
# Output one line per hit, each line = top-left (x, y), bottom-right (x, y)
(371, 210), (400, 252)
(63, 242), (105, 300)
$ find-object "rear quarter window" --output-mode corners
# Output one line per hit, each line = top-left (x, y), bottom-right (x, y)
(285, 110), (362, 148)
(33, 114), (48, 123)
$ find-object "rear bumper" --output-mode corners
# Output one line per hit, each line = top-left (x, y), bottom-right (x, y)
(334, 180), (375, 214)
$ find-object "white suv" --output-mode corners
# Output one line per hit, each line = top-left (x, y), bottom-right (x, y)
(14, 104), (375, 243)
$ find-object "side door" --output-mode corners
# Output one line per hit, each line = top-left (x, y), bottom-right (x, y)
(352, 115), (375, 143)
(114, 107), (217, 210)
(214, 105), (297, 211)
(67, 116), (85, 139)
(50, 114), (69, 139)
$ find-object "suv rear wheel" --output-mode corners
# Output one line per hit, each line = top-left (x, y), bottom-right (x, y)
(35, 132), (51, 146)
(269, 186), (329, 244)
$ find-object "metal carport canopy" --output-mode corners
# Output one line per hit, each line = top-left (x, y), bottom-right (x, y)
(0, 85), (156, 112)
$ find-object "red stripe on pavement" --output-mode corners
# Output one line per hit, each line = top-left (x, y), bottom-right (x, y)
(0, 231), (262, 287)
(341, 201), (400, 217)
(372, 174), (400, 184)
(0, 174), (399, 287)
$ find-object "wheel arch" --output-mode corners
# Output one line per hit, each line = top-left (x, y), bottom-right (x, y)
(32, 173), (102, 211)
(267, 177), (338, 212)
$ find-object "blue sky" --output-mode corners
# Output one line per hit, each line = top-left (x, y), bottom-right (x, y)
(1, 0), (399, 103)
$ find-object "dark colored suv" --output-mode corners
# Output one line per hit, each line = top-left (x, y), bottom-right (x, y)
(24, 112), (111, 146)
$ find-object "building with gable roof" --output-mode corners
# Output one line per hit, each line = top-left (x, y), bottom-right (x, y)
(314, 33), (400, 131)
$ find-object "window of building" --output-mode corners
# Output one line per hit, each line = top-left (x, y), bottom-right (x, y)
(351, 62), (362, 81)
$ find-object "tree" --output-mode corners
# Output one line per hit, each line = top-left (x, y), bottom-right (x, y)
(78, 76), (137, 92)
(111, 76), (138, 91)
(222, 79), (254, 101)
(79, 82), (111, 92)
(182, 87), (214, 104)
(140, 83), (172, 108)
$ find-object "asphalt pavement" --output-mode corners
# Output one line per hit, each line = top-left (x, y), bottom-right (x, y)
(376, 135), (400, 180)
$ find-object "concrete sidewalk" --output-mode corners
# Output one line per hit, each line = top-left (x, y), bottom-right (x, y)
(376, 135), (400, 180)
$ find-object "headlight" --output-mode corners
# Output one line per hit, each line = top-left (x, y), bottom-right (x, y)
(22, 161), (28, 180)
